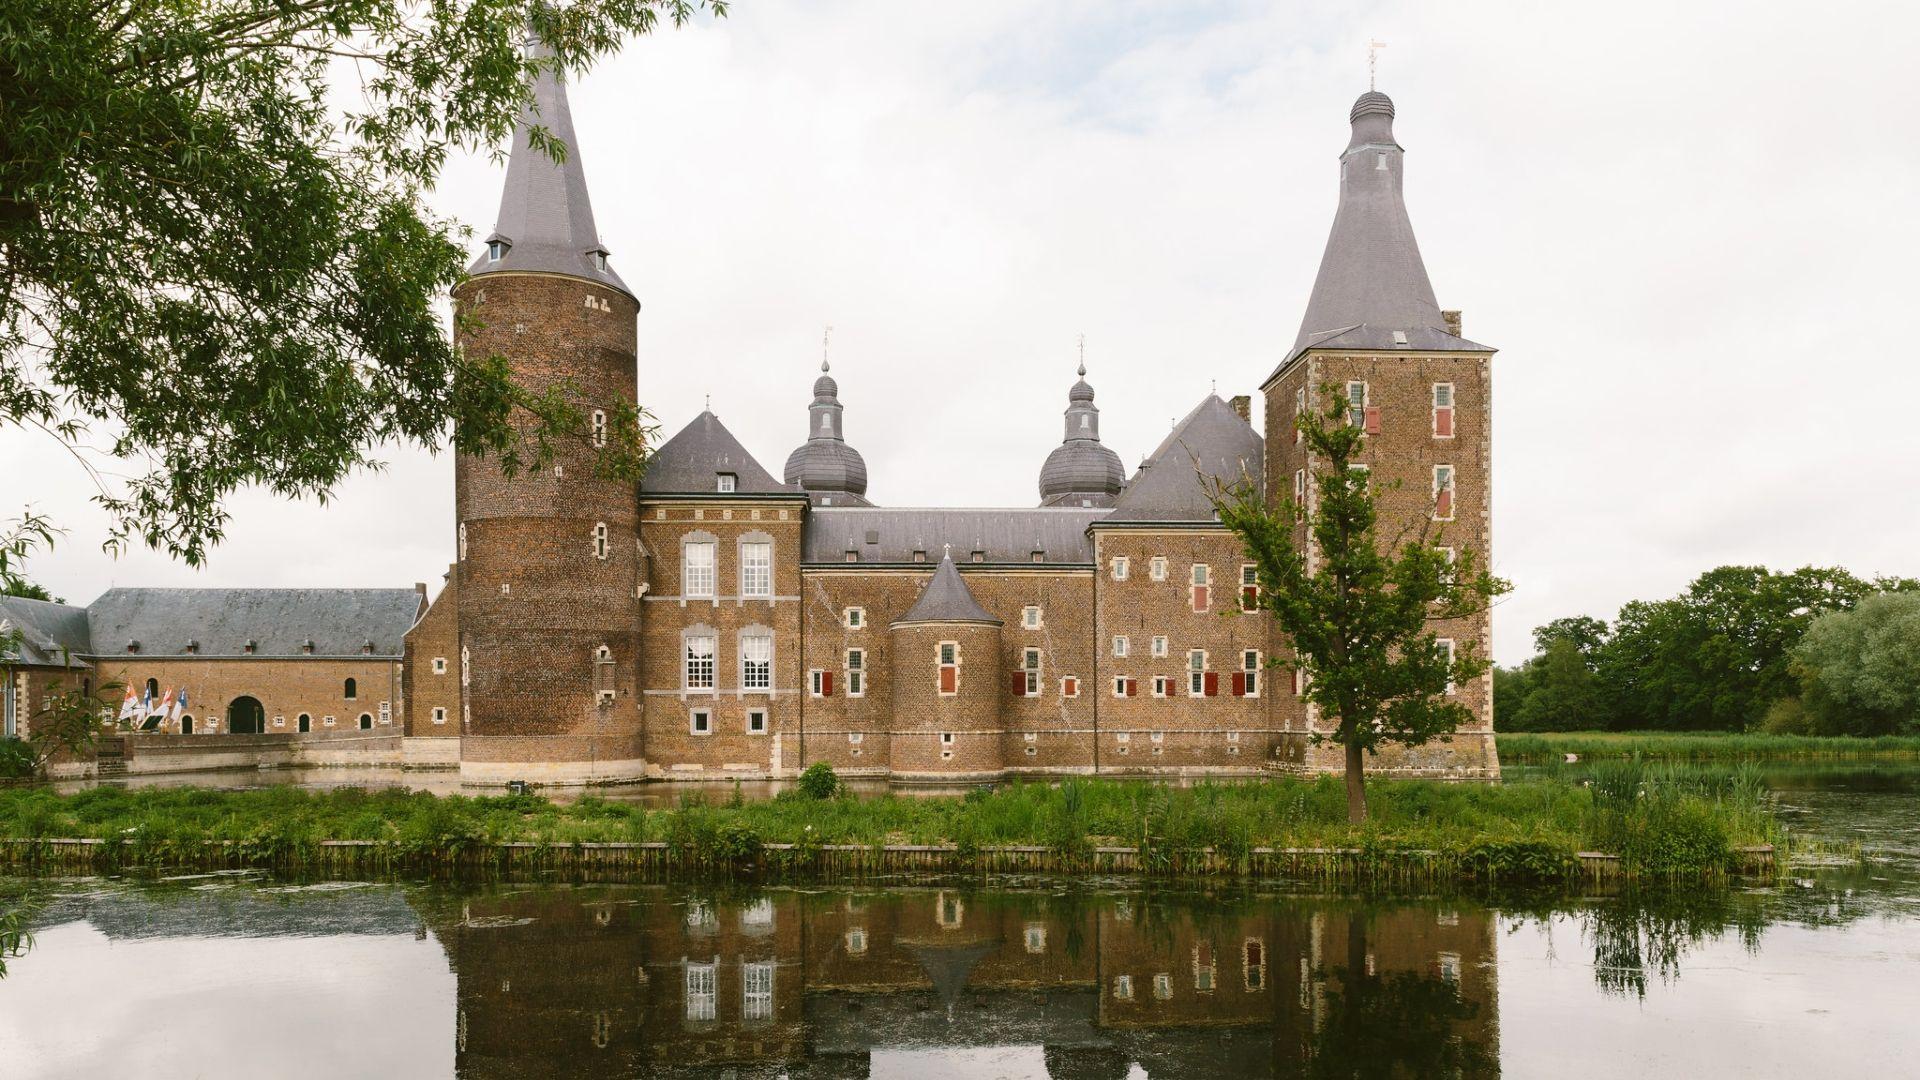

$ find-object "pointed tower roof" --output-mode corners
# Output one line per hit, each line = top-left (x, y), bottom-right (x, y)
(894, 549), (1000, 626)
(639, 411), (794, 495)
(469, 42), (629, 295)
(1277, 91), (1488, 374)
(1106, 395), (1262, 523)
(1038, 362), (1126, 508)
(783, 360), (872, 506)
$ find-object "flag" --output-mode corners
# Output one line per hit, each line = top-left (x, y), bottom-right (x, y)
(148, 689), (169, 717)
(157, 689), (174, 720)
(171, 689), (188, 722)
(118, 687), (138, 721)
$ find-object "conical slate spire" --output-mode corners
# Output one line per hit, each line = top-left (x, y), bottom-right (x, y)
(1290, 91), (1482, 356)
(895, 549), (1000, 626)
(470, 41), (628, 294)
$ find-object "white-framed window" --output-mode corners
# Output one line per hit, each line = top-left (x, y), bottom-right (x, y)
(1433, 382), (1455, 438)
(460, 646), (470, 688)
(1438, 638), (1457, 692)
(593, 522), (609, 560)
(1112, 635), (1129, 658)
(1151, 635), (1168, 658)
(845, 928), (868, 955)
(717, 473), (737, 493)
(1438, 546), (1457, 584)
(1111, 556), (1130, 581)
(1152, 675), (1171, 698)
(1153, 973), (1173, 1001)
(844, 607), (865, 629)
(684, 633), (716, 690)
(590, 409), (608, 448)
(846, 649), (865, 696)
(809, 669), (829, 697)
(432, 656), (447, 675)
(1244, 938), (1266, 990)
(848, 731), (863, 745)
(1114, 974), (1135, 1001)
(1188, 650), (1208, 696)
(686, 963), (716, 1021)
(1024, 923), (1048, 954)
(683, 540), (716, 597)
(1241, 650), (1262, 698)
(938, 642), (959, 695)
(1149, 556), (1167, 581)
(1194, 943), (1216, 992)
(1346, 380), (1368, 427)
(1022, 648), (1042, 696)
(1061, 676), (1079, 698)
(458, 521), (468, 560)
(741, 541), (772, 598)
(1438, 951), (1462, 985)
(741, 633), (772, 692)
(1433, 465), (1456, 520)
(431, 707), (447, 725)
(940, 731), (955, 746)
(689, 708), (711, 735)
(1112, 676), (1129, 698)
(1190, 564), (1211, 613)
(1240, 565), (1259, 613)
(1022, 605), (1042, 630)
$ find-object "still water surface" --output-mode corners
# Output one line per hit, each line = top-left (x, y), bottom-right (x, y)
(3, 767), (1917, 1078)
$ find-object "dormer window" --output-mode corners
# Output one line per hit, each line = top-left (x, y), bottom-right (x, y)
(302, 639), (315, 655)
(593, 249), (609, 272)
(487, 240), (505, 263)
(184, 639), (198, 655)
(717, 473), (737, 493)
(243, 639), (256, 655)
(126, 639), (139, 654)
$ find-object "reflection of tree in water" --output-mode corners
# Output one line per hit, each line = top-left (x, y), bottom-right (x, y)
(1306, 913), (1499, 1080)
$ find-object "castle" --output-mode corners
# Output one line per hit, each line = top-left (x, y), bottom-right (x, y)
(1, 66), (1496, 786)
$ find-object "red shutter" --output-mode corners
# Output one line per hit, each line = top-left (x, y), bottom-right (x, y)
(1363, 406), (1381, 435)
(1063, 677), (1077, 697)
(1436, 488), (1453, 519)
(1126, 678), (1139, 697)
(1241, 585), (1259, 611)
(1435, 407), (1454, 438)
(1011, 671), (1026, 696)
(1230, 672), (1246, 696)
(1203, 671), (1219, 697)
(939, 666), (956, 694)
(822, 671), (834, 696)
(1193, 585), (1209, 612)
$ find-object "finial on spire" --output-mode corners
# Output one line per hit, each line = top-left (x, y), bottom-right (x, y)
(1367, 39), (1387, 91)
(1077, 333), (1086, 377)
(822, 325), (833, 371)
(943, 542), (952, 560)
(705, 393), (711, 412)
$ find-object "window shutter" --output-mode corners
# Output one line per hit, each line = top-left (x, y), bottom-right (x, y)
(1126, 678), (1138, 697)
(822, 671), (834, 696)
(1241, 585), (1258, 611)
(1204, 671), (1219, 697)
(1230, 672), (1246, 697)
(940, 666), (956, 694)
(1193, 585), (1209, 612)
(1363, 406), (1381, 435)
(1436, 488), (1453, 519)
(1011, 671), (1026, 696)
(1435, 407), (1454, 438)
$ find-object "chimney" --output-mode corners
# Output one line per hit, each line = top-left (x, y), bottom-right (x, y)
(1228, 395), (1252, 424)
(1442, 310), (1463, 338)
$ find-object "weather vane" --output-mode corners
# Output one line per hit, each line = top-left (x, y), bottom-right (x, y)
(822, 325), (833, 372)
(1368, 39), (1387, 91)
(1077, 333), (1086, 376)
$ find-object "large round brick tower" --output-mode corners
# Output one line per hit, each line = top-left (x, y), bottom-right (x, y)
(889, 550), (1004, 782)
(452, 48), (643, 784)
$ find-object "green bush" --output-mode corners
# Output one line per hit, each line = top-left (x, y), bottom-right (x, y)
(796, 762), (840, 800)
(1760, 697), (1813, 735)
(0, 739), (34, 780)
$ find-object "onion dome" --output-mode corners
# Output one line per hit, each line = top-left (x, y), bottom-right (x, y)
(783, 360), (871, 506)
(1038, 363), (1125, 508)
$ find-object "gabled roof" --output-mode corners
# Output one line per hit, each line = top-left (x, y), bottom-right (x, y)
(639, 411), (796, 496)
(1104, 395), (1262, 524)
(467, 40), (628, 295)
(83, 588), (423, 659)
(0, 596), (92, 668)
(805, 507), (1105, 565)
(894, 552), (1001, 626)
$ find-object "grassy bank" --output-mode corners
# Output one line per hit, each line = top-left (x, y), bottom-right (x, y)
(0, 768), (1778, 883)
(1498, 731), (1920, 765)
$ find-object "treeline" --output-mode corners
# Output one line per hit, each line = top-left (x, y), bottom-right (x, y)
(1496, 565), (1920, 735)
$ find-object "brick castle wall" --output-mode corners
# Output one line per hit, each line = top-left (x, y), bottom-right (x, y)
(402, 566), (460, 737)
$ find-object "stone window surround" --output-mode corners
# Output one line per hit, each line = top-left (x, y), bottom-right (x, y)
(681, 530), (719, 601)
(1432, 381), (1456, 439)
(682, 623), (717, 694)
(1149, 556), (1167, 581)
(737, 531), (775, 600)
(688, 707), (712, 736)
(746, 707), (768, 735)
(845, 648), (865, 697)
(1110, 556), (1129, 581)
(738, 624), (773, 694)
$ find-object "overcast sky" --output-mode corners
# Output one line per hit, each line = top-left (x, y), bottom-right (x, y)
(8, 0), (1919, 663)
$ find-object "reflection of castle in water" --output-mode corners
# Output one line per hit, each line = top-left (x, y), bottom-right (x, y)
(414, 886), (1499, 1078)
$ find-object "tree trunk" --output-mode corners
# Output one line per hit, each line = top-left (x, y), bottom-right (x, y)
(1344, 739), (1368, 823)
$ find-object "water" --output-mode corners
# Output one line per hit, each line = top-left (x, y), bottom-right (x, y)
(2, 768), (1917, 1078)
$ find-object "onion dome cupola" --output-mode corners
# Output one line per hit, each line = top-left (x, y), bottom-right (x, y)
(1038, 362), (1126, 508)
(783, 360), (872, 507)
(468, 39), (629, 297)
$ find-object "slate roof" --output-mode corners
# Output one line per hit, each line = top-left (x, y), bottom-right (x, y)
(0, 596), (93, 668)
(783, 362), (871, 506)
(640, 411), (796, 496)
(1038, 365), (1125, 507)
(467, 40), (629, 295)
(1105, 395), (1263, 523)
(894, 552), (1000, 626)
(1268, 91), (1490, 384)
(83, 588), (423, 658)
(804, 507), (1106, 565)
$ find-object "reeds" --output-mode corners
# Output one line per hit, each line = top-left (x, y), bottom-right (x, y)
(1498, 731), (1920, 765)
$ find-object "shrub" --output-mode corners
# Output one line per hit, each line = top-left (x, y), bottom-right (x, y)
(796, 762), (840, 800)
(0, 739), (34, 780)
(1760, 697), (1813, 735)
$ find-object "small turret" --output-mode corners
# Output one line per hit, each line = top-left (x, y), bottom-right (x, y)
(783, 359), (871, 506)
(1038, 363), (1126, 507)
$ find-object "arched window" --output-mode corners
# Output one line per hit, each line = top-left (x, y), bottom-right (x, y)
(145, 677), (159, 699)
(461, 646), (470, 688)
(297, 713), (311, 733)
(343, 677), (357, 700)
(358, 713), (373, 730)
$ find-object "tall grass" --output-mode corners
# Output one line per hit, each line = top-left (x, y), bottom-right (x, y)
(0, 771), (1779, 881)
(1499, 731), (1920, 765)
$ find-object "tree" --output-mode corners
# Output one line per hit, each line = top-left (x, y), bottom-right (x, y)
(3, 1), (719, 564)
(0, 512), (57, 600)
(1214, 387), (1509, 823)
(1792, 592), (1920, 735)
(1510, 637), (1606, 731)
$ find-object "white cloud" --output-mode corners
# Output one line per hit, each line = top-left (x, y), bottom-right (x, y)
(10, 0), (1920, 663)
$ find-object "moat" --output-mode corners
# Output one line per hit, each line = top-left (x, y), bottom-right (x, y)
(2, 766), (1917, 1078)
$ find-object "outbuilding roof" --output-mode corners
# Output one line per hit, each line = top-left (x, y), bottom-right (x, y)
(0, 596), (93, 668)
(82, 588), (423, 659)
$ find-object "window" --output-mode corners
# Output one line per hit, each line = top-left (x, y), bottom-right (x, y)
(487, 240), (504, 263)
(810, 669), (834, 697)
(1238, 650), (1262, 698)
(912, 550), (927, 563)
(1061, 676), (1079, 698)
(745, 707), (768, 735)
(1346, 380), (1368, 427)
(461, 646), (470, 687)
(1438, 546), (1457, 584)
(1244, 939), (1267, 990)
(844, 607), (865, 629)
(1024, 924), (1048, 954)
(1188, 650), (1209, 697)
(1019, 648), (1042, 696)
(344, 677), (357, 700)
(1438, 638), (1457, 692)
(938, 642), (958, 695)
(940, 731), (955, 745)
(590, 409), (607, 448)
(1112, 635), (1129, 659)
(740, 962), (773, 1020)
(717, 473), (737, 493)
(1114, 975), (1135, 1001)
(1293, 469), (1306, 504)
(686, 964), (716, 1022)
(1433, 382), (1455, 438)
(740, 541), (772, 598)
(1294, 386), (1306, 444)
(432, 656), (447, 675)
(846, 649), (865, 696)
(741, 633), (772, 691)
(1153, 973), (1173, 1001)
(432, 707), (447, 725)
(1438, 952), (1462, 985)
(1149, 556), (1167, 581)
(683, 540), (716, 597)
(1113, 676), (1129, 698)
(684, 633), (716, 690)
(970, 550), (985, 564)
(846, 928), (868, 955)
(593, 522), (609, 560)
(1152, 675), (1171, 698)
(1151, 635), (1168, 658)
(1194, 943), (1216, 992)
(1190, 564), (1210, 612)
(1022, 605), (1042, 630)
(297, 713), (311, 733)
(1240, 565), (1259, 612)
(358, 712), (373, 730)
(689, 709), (711, 735)
(1111, 556), (1129, 581)
(1433, 465), (1456, 521)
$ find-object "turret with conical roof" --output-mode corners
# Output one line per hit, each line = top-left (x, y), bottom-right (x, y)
(783, 361), (871, 506)
(889, 548), (1005, 780)
(1037, 363), (1126, 508)
(451, 41), (644, 784)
